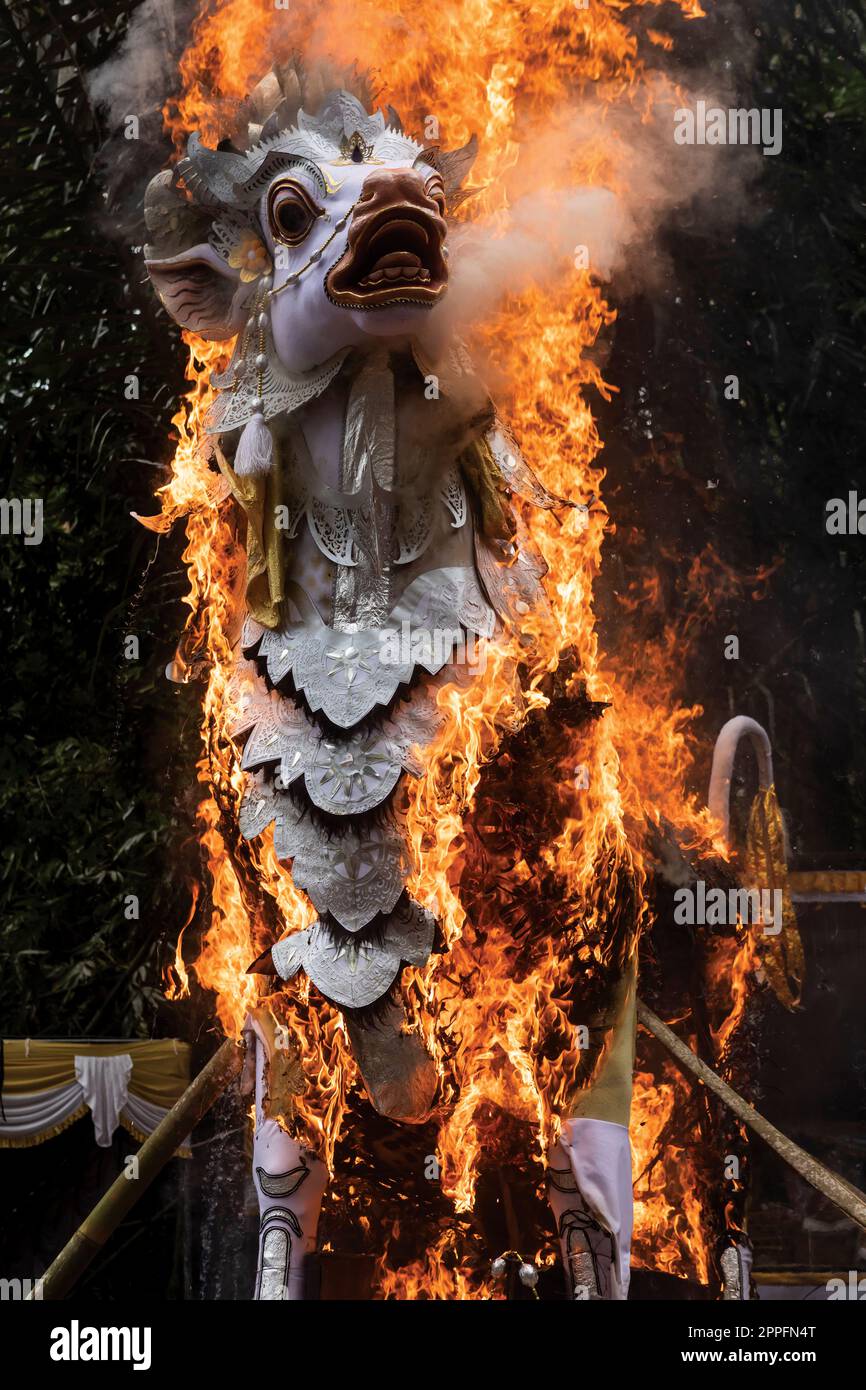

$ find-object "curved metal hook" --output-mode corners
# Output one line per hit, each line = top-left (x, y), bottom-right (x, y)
(708, 715), (774, 847)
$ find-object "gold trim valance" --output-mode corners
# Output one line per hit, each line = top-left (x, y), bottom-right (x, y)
(0, 1040), (191, 1153)
(2, 1039), (189, 1108)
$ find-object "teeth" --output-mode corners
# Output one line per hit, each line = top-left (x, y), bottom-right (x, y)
(354, 242), (442, 292)
(370, 250), (423, 271)
(359, 266), (433, 288)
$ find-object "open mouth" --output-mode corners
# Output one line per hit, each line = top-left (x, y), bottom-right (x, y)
(326, 207), (448, 310)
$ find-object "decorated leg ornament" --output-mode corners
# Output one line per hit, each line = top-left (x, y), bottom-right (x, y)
(547, 956), (638, 1301)
(720, 1241), (753, 1300)
(548, 1162), (615, 1300)
(547, 1118), (633, 1301)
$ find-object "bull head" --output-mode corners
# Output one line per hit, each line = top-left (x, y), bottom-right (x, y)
(144, 83), (479, 375)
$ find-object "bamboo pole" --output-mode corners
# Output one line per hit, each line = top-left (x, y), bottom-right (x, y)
(32, 1038), (242, 1300)
(637, 999), (866, 1232)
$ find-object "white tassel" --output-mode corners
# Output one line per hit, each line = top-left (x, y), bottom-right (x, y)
(234, 410), (273, 478)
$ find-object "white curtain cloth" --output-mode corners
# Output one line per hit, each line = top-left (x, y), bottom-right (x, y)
(0, 1082), (86, 1138)
(74, 1053), (133, 1147)
(123, 1093), (176, 1139)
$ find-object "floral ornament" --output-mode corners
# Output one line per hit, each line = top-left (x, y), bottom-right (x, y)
(229, 230), (272, 282)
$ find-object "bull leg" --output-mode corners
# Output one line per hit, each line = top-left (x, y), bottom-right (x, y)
(720, 1242), (753, 1300)
(547, 954), (637, 1301)
(250, 1025), (328, 1300)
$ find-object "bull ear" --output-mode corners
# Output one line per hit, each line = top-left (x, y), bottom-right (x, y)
(416, 134), (479, 198)
(143, 170), (246, 339)
(145, 243), (246, 340)
(414, 135), (484, 215)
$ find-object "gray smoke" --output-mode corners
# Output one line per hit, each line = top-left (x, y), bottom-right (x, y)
(88, 0), (194, 126)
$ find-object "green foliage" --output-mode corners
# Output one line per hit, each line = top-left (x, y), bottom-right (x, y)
(0, 0), (196, 1036)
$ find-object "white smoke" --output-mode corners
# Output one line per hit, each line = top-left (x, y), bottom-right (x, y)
(444, 73), (762, 331)
(88, 0), (193, 125)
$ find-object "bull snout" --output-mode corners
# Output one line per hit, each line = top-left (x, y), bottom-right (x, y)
(325, 166), (449, 310)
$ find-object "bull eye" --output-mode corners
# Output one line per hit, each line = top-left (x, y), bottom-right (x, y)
(267, 178), (324, 246)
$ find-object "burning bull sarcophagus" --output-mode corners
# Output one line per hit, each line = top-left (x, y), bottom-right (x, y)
(139, 69), (819, 1301)
(144, 75), (638, 1299)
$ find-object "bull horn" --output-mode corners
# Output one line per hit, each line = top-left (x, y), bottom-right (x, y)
(248, 69), (283, 124)
(708, 715), (774, 848)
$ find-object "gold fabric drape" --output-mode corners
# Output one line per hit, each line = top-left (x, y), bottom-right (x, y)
(2, 1038), (190, 1104)
(744, 784), (805, 1009)
(215, 441), (286, 630)
(787, 870), (866, 895)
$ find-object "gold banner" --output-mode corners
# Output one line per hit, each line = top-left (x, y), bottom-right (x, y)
(744, 785), (805, 1009)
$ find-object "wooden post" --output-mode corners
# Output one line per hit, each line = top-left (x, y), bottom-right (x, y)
(33, 1038), (242, 1300)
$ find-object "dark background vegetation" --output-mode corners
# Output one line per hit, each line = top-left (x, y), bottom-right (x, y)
(0, 0), (864, 1296)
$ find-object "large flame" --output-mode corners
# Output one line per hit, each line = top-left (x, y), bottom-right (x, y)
(150, 0), (759, 1294)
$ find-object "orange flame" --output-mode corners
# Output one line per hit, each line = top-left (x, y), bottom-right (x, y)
(376, 1230), (502, 1301)
(631, 1062), (710, 1283)
(163, 883), (198, 1001)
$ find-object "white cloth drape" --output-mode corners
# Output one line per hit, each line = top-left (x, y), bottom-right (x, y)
(74, 1053), (133, 1147)
(0, 1081), (86, 1138)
